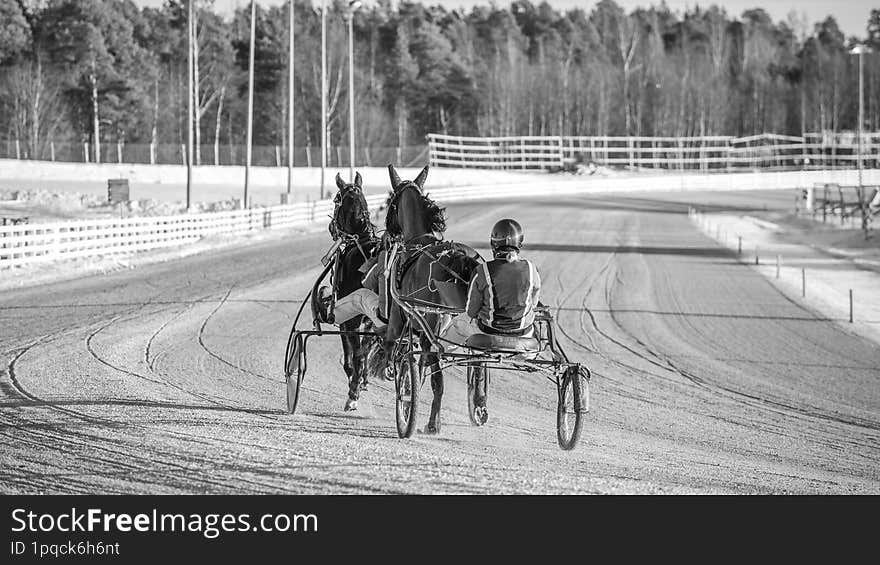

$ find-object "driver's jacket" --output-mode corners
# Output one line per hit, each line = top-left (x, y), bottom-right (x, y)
(465, 253), (541, 335)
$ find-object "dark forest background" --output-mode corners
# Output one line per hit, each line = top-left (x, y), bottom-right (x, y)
(1, 0), (879, 164)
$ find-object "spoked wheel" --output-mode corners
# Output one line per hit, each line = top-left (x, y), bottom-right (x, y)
(394, 351), (419, 438)
(556, 366), (588, 450)
(467, 364), (490, 427)
(285, 333), (305, 414)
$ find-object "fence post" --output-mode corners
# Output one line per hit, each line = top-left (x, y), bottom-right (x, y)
(84, 142), (89, 163)
(180, 143), (186, 165)
(628, 136), (634, 169)
(558, 136), (564, 170)
(678, 138), (684, 170)
(275, 145), (281, 167)
(150, 142), (156, 165)
(15, 139), (21, 160)
(396, 146), (402, 165)
(117, 142), (122, 164)
(306, 146), (312, 168)
(50, 141), (55, 162)
(849, 289), (853, 323)
(801, 269), (806, 297)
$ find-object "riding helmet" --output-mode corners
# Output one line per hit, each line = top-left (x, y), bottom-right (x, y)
(490, 218), (524, 251)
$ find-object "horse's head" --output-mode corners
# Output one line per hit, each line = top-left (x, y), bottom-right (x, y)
(331, 172), (373, 239)
(385, 164), (446, 241)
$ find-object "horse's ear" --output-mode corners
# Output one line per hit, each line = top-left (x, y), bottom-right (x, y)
(354, 171), (363, 188)
(335, 173), (345, 190)
(388, 164), (402, 190)
(414, 165), (429, 189)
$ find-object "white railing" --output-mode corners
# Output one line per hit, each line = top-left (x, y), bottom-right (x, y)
(428, 132), (880, 171)
(4, 169), (879, 270)
(1, 194), (378, 269)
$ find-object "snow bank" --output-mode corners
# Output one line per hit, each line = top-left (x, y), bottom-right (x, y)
(690, 209), (880, 346)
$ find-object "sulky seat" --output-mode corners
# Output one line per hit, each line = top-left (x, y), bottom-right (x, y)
(465, 333), (540, 353)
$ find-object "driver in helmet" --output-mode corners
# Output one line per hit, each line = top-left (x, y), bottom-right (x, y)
(439, 218), (541, 348)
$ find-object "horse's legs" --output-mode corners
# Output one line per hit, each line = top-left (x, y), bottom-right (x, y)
(340, 318), (361, 409)
(381, 306), (404, 369)
(422, 336), (444, 434)
(355, 320), (372, 391)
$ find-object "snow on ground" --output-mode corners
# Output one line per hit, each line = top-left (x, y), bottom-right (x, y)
(692, 211), (880, 346)
(0, 163), (548, 214)
(0, 162), (640, 224)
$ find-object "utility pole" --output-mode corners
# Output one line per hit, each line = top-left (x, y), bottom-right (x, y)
(320, 0), (328, 200)
(347, 2), (362, 181)
(244, 0), (256, 209)
(186, 0), (194, 210)
(287, 0), (295, 199)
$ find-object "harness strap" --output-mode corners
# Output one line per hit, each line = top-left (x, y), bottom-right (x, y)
(420, 246), (470, 285)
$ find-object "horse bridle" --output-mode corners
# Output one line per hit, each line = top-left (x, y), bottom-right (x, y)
(330, 184), (374, 241)
(385, 181), (437, 245)
(329, 184), (376, 266)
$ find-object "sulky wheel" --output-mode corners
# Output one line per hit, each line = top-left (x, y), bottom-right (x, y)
(394, 351), (419, 438)
(556, 366), (588, 450)
(466, 364), (490, 426)
(285, 333), (305, 414)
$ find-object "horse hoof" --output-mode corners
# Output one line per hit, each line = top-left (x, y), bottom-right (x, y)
(359, 379), (369, 392)
(344, 398), (358, 412)
(418, 423), (440, 435)
(473, 406), (489, 425)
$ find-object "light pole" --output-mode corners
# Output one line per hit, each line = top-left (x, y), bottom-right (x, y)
(186, 0), (193, 210)
(850, 43), (872, 238)
(347, 0), (362, 182)
(244, 0), (256, 209)
(320, 0), (327, 200)
(852, 44), (866, 189)
(287, 0), (294, 199)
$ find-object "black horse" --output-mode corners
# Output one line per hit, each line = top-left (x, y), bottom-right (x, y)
(382, 164), (482, 434)
(327, 172), (380, 411)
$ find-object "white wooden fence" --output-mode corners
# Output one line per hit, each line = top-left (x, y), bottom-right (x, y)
(428, 132), (880, 171)
(4, 169), (878, 270)
(1, 194), (377, 269)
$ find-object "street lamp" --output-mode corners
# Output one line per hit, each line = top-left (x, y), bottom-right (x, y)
(850, 44), (868, 190)
(347, 0), (362, 182)
(850, 43), (873, 238)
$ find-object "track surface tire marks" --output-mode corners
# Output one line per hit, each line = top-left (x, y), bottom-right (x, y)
(1, 191), (878, 494)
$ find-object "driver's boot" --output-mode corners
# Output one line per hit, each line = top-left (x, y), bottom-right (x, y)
(317, 286), (334, 324)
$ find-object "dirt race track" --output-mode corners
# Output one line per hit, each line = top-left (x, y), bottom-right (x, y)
(2, 189), (878, 494)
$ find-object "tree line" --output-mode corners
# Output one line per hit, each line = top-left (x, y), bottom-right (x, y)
(1, 0), (878, 164)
